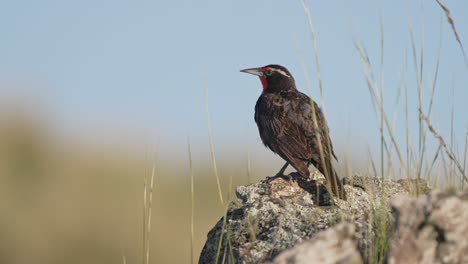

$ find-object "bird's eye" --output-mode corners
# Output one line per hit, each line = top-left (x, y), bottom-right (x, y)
(265, 69), (273, 76)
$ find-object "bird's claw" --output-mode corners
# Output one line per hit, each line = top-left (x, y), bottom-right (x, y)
(265, 175), (277, 181)
(266, 173), (293, 182)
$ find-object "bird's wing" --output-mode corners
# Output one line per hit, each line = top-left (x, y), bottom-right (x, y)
(255, 94), (311, 161)
(285, 92), (337, 161)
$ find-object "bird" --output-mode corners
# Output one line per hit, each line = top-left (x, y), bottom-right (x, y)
(240, 64), (345, 200)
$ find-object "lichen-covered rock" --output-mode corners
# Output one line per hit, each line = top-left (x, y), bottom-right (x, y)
(199, 174), (425, 264)
(388, 191), (468, 264)
(272, 223), (363, 264)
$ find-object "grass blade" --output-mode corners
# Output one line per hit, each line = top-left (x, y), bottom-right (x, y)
(187, 136), (195, 264)
(435, 0), (468, 67)
(205, 86), (224, 206)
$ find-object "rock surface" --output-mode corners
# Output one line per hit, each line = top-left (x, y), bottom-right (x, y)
(272, 223), (362, 264)
(199, 173), (429, 264)
(388, 191), (468, 264)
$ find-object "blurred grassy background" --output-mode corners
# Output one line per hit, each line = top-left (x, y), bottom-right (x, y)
(0, 99), (379, 264)
(0, 106), (302, 264)
(0, 102), (463, 264)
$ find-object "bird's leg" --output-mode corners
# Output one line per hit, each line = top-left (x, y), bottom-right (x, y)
(266, 162), (290, 181)
(276, 162), (289, 176)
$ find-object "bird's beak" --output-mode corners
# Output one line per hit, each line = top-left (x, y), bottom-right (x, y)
(240, 67), (264, 77)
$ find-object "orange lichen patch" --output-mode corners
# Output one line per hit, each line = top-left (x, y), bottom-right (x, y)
(267, 176), (305, 200)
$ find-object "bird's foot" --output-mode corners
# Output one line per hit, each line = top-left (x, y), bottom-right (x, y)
(266, 173), (293, 182)
(309, 171), (326, 185)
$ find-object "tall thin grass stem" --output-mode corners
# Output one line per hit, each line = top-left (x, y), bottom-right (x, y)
(187, 137), (195, 264)
(204, 86), (225, 205)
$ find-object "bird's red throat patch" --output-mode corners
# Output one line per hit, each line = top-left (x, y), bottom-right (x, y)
(259, 66), (269, 91)
(260, 77), (268, 91)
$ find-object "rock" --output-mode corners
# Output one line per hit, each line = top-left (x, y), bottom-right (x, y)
(397, 178), (431, 194)
(388, 190), (468, 264)
(199, 173), (426, 263)
(272, 223), (363, 264)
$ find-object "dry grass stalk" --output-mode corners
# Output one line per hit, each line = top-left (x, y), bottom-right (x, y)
(301, 0), (343, 200)
(187, 137), (195, 264)
(420, 109), (468, 184)
(435, 0), (468, 66)
(205, 86), (225, 206)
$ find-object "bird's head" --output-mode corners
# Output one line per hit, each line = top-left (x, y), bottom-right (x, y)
(240, 64), (296, 93)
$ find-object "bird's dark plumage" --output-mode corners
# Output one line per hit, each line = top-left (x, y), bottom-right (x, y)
(241, 64), (345, 200)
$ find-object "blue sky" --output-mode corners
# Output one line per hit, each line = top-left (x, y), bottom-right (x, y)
(1, 0), (467, 167)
